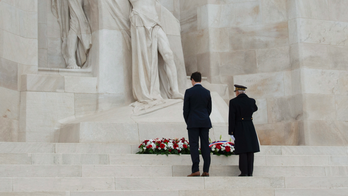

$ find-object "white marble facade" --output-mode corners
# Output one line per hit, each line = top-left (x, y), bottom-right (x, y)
(0, 0), (38, 142)
(1, 0), (348, 145)
(180, 0), (348, 145)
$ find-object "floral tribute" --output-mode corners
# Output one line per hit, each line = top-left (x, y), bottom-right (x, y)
(209, 141), (235, 157)
(137, 138), (190, 155)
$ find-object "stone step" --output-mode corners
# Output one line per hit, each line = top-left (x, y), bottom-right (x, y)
(0, 164), (346, 178)
(1, 177), (348, 192)
(1, 143), (347, 155)
(0, 165), (173, 178)
(172, 165), (348, 177)
(1, 153), (348, 166)
(0, 177), (284, 192)
(109, 154), (348, 166)
(277, 146), (348, 156)
(1, 189), (348, 196)
(0, 193), (68, 196)
(274, 189), (348, 196)
(284, 177), (348, 189)
(0, 191), (179, 196)
(0, 142), (134, 154)
(181, 189), (348, 196)
(115, 177), (285, 190)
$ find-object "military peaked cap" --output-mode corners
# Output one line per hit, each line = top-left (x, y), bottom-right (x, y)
(234, 84), (247, 92)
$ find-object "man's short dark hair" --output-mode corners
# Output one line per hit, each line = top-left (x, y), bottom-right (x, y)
(190, 72), (202, 82)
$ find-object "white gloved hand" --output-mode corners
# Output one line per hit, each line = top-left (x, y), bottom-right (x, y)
(230, 135), (235, 141)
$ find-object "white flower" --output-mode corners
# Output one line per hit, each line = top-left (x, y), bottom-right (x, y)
(178, 141), (184, 148)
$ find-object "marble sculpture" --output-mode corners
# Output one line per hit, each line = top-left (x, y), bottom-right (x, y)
(51, 0), (92, 69)
(129, 0), (184, 104)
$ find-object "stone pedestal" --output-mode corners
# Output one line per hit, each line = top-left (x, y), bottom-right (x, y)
(58, 90), (229, 144)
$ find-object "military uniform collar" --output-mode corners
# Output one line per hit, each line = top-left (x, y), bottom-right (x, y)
(237, 93), (248, 98)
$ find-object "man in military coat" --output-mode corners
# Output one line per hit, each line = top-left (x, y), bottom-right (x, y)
(229, 85), (260, 176)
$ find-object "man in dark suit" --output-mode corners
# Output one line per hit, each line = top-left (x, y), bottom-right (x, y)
(183, 72), (212, 177)
(229, 85), (260, 177)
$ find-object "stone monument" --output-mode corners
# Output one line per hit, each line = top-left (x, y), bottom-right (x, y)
(129, 0), (184, 103)
(1, 1), (348, 195)
(51, 0), (92, 69)
(1, 0), (348, 146)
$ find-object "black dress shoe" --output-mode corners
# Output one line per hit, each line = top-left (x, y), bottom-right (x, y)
(238, 174), (248, 177)
(248, 174), (253, 176)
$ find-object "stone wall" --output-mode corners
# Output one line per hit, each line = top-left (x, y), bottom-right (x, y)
(180, 0), (299, 145)
(288, 0), (348, 145)
(38, 0), (62, 68)
(180, 0), (348, 146)
(0, 0), (38, 141)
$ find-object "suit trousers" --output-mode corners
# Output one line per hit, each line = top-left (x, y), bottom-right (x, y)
(188, 128), (211, 173)
(239, 152), (254, 176)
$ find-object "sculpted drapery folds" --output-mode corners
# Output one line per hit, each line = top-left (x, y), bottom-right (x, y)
(52, 0), (92, 69)
(128, 0), (185, 104)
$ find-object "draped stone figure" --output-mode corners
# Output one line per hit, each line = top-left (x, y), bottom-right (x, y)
(129, 0), (184, 104)
(52, 0), (92, 69)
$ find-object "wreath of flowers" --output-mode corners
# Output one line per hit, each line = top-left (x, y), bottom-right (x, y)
(137, 137), (235, 156)
(137, 138), (190, 155)
(209, 141), (235, 156)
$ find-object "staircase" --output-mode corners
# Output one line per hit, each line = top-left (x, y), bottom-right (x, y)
(0, 142), (347, 195)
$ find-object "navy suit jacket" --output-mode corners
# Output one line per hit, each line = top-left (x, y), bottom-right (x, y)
(183, 84), (212, 129)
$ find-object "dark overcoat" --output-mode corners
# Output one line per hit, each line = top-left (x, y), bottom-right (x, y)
(183, 84), (212, 129)
(229, 93), (260, 154)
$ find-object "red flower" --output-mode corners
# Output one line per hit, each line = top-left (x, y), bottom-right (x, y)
(144, 140), (149, 145)
(168, 149), (172, 152)
(164, 139), (169, 143)
(216, 145), (221, 150)
(183, 144), (188, 149)
(225, 146), (231, 152)
(174, 144), (179, 149)
(146, 145), (152, 149)
(160, 143), (165, 149)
